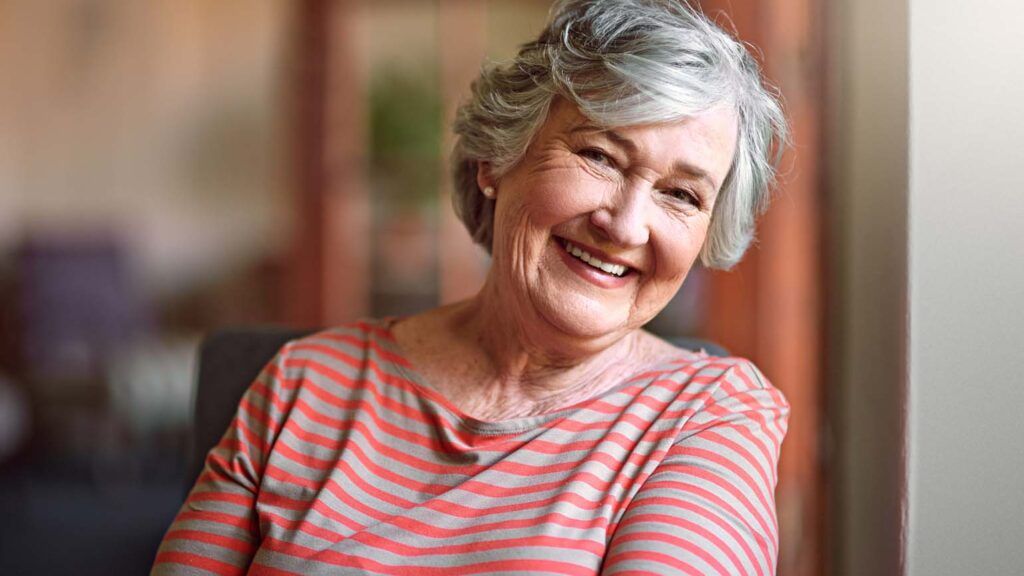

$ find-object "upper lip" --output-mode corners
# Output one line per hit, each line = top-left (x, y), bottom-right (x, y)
(557, 237), (641, 273)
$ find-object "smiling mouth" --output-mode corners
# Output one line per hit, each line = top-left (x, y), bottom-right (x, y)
(557, 238), (632, 277)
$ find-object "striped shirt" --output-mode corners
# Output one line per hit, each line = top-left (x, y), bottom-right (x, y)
(152, 319), (789, 575)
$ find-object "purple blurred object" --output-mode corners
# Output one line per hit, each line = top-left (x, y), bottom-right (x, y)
(16, 234), (151, 381)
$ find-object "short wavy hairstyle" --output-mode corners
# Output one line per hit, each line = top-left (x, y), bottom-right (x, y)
(451, 0), (787, 269)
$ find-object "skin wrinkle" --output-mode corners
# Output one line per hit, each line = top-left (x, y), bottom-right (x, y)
(568, 124), (720, 205)
(392, 100), (737, 422)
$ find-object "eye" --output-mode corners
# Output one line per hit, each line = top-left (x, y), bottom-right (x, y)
(665, 188), (701, 207)
(578, 148), (614, 167)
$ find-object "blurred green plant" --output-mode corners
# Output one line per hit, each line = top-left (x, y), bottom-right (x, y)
(369, 68), (443, 211)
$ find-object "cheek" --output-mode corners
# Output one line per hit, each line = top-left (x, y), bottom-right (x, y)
(651, 222), (708, 286)
(633, 244), (697, 319)
(492, 185), (567, 259)
(526, 178), (606, 231)
(654, 248), (692, 289)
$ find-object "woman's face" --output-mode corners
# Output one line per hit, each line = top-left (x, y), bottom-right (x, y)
(483, 99), (738, 346)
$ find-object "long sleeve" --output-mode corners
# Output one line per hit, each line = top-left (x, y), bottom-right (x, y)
(601, 360), (790, 576)
(152, 345), (295, 575)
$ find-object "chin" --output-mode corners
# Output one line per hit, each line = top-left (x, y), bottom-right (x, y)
(532, 291), (633, 345)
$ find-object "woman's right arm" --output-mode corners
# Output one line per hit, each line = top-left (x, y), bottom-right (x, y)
(151, 344), (296, 575)
(601, 360), (790, 576)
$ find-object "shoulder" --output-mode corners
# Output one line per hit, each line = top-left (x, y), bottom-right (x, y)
(281, 318), (397, 363)
(261, 318), (409, 392)
(630, 335), (789, 430)
(636, 328), (783, 400)
(662, 355), (790, 449)
(698, 357), (789, 418)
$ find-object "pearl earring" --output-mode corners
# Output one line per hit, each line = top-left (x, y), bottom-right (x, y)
(482, 186), (496, 199)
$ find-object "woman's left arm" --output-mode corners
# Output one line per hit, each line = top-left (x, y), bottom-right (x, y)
(151, 344), (297, 575)
(601, 361), (790, 576)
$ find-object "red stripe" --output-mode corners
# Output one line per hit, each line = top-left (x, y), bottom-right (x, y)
(153, 550), (246, 575)
(603, 549), (706, 575)
(188, 490), (254, 509)
(304, 332), (413, 368)
(681, 446), (774, 518)
(260, 537), (596, 576)
(258, 485), (610, 542)
(259, 453), (624, 530)
(177, 508), (255, 532)
(722, 367), (789, 448)
(258, 508), (355, 543)
(247, 564), (301, 576)
(259, 485), (367, 532)
(164, 529), (255, 555)
(371, 508), (609, 540)
(614, 514), (749, 576)
(643, 477), (775, 555)
(258, 436), (655, 518)
(626, 496), (765, 576)
(701, 428), (774, 495)
(346, 529), (605, 558)
(273, 432), (449, 496)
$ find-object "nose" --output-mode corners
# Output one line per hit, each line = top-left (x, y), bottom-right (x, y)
(589, 181), (651, 248)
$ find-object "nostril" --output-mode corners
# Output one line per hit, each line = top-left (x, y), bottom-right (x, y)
(589, 207), (612, 227)
(589, 208), (618, 242)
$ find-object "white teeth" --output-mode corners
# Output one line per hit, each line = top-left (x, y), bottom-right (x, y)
(562, 241), (628, 277)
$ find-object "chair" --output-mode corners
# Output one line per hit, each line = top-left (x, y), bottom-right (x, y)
(187, 327), (313, 489)
(187, 327), (729, 491)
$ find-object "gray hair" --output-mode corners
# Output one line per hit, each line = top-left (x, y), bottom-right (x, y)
(451, 0), (788, 269)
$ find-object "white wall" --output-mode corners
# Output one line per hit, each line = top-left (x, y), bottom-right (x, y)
(832, 0), (1024, 572)
(907, 1), (1024, 574)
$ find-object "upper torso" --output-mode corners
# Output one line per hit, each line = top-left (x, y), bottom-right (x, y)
(153, 319), (788, 575)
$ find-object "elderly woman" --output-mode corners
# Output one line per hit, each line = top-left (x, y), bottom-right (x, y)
(153, 0), (789, 574)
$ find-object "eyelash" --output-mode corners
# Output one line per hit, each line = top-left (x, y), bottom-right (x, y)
(579, 147), (614, 166)
(578, 147), (701, 208)
(665, 188), (701, 207)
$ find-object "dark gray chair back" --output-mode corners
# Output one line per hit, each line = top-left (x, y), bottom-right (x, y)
(187, 327), (312, 490)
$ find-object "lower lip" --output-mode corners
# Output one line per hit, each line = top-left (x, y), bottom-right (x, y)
(554, 239), (633, 289)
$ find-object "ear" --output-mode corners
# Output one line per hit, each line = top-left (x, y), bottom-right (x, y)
(476, 161), (496, 193)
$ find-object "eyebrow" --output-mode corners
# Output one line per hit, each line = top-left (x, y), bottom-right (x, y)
(568, 124), (720, 192)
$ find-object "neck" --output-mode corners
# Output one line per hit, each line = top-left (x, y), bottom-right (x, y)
(447, 277), (641, 404)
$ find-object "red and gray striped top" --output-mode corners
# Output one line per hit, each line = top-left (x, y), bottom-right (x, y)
(153, 319), (789, 575)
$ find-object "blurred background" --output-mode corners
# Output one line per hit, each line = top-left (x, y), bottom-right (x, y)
(1, 0), (825, 573)
(2, 1), (1020, 575)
